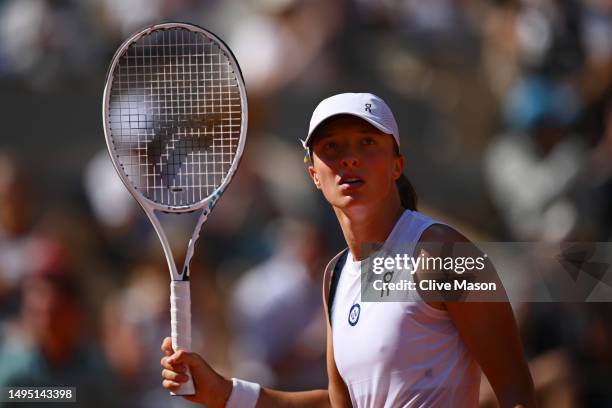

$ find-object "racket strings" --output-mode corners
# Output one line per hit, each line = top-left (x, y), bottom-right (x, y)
(108, 27), (242, 207)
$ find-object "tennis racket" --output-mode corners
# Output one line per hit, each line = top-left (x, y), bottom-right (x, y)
(102, 22), (248, 395)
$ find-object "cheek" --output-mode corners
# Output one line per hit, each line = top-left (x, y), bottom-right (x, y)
(317, 169), (338, 196)
(312, 160), (335, 185)
(312, 163), (342, 201)
(368, 154), (397, 179)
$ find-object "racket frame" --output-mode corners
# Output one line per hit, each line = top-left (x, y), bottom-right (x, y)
(102, 22), (248, 396)
(102, 22), (248, 217)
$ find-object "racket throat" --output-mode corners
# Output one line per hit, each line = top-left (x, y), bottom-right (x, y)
(179, 264), (191, 281)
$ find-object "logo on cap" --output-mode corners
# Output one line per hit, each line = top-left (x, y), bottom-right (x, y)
(365, 103), (372, 113)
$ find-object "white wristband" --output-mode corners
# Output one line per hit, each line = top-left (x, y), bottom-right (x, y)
(225, 378), (261, 408)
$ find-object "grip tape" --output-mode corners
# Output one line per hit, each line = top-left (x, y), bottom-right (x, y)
(170, 281), (196, 396)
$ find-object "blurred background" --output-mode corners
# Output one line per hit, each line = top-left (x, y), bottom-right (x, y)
(0, 0), (611, 406)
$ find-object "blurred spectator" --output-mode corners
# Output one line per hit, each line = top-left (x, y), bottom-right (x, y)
(572, 303), (612, 406)
(484, 77), (585, 241)
(580, 0), (612, 64)
(82, 149), (156, 272)
(225, 0), (344, 97)
(0, 0), (611, 405)
(0, 153), (39, 316)
(97, 0), (165, 38)
(84, 149), (136, 233)
(579, 90), (612, 239)
(228, 218), (328, 390)
(0, 0), (102, 86)
(0, 257), (118, 407)
(101, 261), (194, 408)
(0, 153), (34, 245)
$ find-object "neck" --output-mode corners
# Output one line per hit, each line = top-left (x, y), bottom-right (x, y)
(334, 196), (405, 261)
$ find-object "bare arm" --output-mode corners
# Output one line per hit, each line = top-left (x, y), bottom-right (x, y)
(255, 389), (329, 408)
(446, 300), (536, 408)
(160, 337), (332, 408)
(418, 225), (536, 408)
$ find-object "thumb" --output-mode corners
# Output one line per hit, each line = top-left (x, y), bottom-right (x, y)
(161, 337), (174, 356)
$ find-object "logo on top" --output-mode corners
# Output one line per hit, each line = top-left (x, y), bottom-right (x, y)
(348, 303), (361, 326)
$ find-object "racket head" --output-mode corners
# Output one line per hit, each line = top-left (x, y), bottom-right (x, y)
(102, 22), (247, 213)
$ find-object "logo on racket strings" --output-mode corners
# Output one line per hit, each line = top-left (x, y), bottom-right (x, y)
(348, 303), (360, 326)
(156, 113), (223, 149)
(146, 113), (229, 190)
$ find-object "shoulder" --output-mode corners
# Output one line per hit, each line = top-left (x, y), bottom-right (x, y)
(417, 223), (484, 264)
(415, 222), (505, 302)
(419, 223), (470, 245)
(394, 210), (466, 246)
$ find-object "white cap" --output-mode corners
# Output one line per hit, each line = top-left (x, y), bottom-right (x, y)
(302, 93), (400, 149)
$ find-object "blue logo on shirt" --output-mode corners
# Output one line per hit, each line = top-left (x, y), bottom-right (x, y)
(348, 304), (360, 326)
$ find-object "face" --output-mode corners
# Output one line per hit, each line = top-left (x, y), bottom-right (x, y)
(22, 277), (80, 354)
(307, 116), (403, 212)
(0, 160), (32, 237)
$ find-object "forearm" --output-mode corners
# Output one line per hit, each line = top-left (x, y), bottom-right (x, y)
(256, 388), (330, 408)
(495, 377), (536, 408)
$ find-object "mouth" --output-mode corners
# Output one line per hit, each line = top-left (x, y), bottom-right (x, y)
(338, 175), (365, 188)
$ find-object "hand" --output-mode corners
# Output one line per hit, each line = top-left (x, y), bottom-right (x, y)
(160, 337), (233, 407)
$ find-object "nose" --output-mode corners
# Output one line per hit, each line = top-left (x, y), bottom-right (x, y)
(340, 147), (359, 168)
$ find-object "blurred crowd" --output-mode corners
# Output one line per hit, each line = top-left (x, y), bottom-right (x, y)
(0, 0), (611, 407)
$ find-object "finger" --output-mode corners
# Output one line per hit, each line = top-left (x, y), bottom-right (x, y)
(160, 356), (186, 373)
(162, 379), (181, 390)
(167, 350), (210, 380)
(167, 349), (204, 366)
(161, 337), (174, 355)
(161, 369), (189, 383)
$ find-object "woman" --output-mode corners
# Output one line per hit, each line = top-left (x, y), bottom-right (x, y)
(160, 93), (536, 407)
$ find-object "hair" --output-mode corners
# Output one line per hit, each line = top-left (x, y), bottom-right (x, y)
(396, 173), (418, 211)
(393, 144), (417, 211)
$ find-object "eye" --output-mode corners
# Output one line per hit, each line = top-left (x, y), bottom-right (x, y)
(324, 141), (338, 149)
(362, 137), (375, 145)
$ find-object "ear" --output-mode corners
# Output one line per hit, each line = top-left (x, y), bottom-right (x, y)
(308, 165), (322, 190)
(392, 155), (404, 180)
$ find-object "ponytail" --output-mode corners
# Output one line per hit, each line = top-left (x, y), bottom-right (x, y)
(396, 173), (418, 211)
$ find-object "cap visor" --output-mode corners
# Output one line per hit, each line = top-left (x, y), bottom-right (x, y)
(305, 112), (395, 147)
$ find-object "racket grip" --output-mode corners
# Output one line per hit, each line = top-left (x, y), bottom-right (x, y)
(170, 280), (196, 396)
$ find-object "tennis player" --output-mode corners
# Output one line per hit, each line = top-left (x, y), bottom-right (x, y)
(160, 93), (536, 407)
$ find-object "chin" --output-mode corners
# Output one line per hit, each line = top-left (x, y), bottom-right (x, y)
(332, 195), (370, 212)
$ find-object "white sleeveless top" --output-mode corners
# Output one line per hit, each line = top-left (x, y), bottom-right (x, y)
(330, 210), (481, 408)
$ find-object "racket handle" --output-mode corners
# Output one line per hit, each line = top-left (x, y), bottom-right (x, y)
(170, 280), (196, 396)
